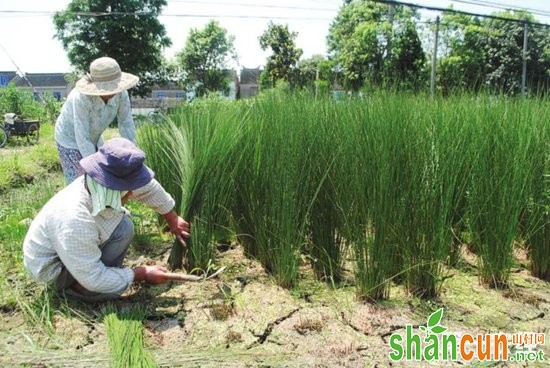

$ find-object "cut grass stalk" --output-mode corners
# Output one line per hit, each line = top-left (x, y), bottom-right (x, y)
(101, 304), (157, 368)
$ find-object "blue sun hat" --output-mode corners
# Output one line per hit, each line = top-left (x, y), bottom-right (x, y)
(80, 138), (154, 191)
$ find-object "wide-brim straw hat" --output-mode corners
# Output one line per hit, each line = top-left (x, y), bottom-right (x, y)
(75, 57), (139, 96)
(80, 138), (154, 191)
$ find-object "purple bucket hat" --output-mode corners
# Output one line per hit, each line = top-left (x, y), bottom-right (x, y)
(80, 138), (154, 190)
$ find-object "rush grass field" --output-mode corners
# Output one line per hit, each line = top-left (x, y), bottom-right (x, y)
(1, 91), (548, 367)
(139, 91), (549, 299)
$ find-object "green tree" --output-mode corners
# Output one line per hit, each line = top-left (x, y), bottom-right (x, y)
(53, 0), (172, 97)
(438, 10), (550, 94)
(293, 55), (336, 94)
(327, 0), (425, 91)
(391, 19), (426, 90)
(259, 22), (303, 88)
(176, 20), (237, 98)
(438, 13), (488, 93)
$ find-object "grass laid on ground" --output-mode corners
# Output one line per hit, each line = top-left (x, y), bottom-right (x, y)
(102, 304), (157, 368)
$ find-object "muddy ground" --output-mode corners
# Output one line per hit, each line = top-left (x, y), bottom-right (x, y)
(1, 243), (549, 367)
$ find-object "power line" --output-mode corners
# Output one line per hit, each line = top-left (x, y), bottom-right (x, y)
(0, 10), (333, 21)
(450, 0), (550, 17)
(161, 13), (333, 21)
(460, 0), (550, 16)
(1, 1), (548, 26)
(0, 42), (41, 100)
(166, 0), (340, 12)
(374, 0), (550, 27)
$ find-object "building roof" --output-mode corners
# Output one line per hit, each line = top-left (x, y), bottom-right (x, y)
(240, 68), (261, 84)
(0, 71), (17, 86)
(14, 73), (68, 88)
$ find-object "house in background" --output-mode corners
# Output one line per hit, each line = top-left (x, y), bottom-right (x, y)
(131, 81), (189, 114)
(238, 67), (261, 98)
(0, 71), (18, 88)
(1, 67), (260, 114)
(13, 73), (71, 100)
(132, 69), (240, 113)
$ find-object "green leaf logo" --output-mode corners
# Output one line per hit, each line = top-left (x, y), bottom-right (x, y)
(423, 308), (447, 338)
(428, 308), (443, 328)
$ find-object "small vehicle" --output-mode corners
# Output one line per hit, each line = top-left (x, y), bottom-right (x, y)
(0, 113), (40, 148)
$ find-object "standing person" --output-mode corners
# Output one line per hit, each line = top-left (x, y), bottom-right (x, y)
(23, 138), (190, 302)
(55, 56), (139, 184)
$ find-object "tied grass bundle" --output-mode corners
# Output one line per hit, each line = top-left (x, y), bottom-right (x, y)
(102, 304), (156, 368)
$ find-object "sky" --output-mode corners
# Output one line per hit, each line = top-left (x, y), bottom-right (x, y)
(0, 0), (548, 74)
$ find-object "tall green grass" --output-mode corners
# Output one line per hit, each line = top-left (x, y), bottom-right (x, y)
(466, 98), (535, 288)
(139, 99), (244, 271)
(234, 92), (322, 287)
(307, 100), (343, 283)
(138, 91), (549, 298)
(521, 101), (549, 280)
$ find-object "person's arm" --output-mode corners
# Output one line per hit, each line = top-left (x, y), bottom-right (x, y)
(130, 179), (190, 246)
(163, 210), (190, 246)
(133, 265), (172, 284)
(116, 91), (137, 143)
(73, 94), (99, 157)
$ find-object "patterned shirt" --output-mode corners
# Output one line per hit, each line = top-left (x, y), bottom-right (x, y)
(54, 89), (136, 157)
(23, 176), (175, 294)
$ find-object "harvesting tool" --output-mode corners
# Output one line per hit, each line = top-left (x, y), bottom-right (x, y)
(162, 266), (227, 282)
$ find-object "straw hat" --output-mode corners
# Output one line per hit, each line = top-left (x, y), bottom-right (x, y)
(80, 138), (154, 191)
(75, 57), (139, 96)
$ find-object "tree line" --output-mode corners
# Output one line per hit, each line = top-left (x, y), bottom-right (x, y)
(53, 0), (550, 97)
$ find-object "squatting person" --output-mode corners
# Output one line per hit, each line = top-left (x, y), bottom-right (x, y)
(23, 138), (189, 302)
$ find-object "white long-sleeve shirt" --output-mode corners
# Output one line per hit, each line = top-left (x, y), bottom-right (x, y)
(54, 89), (136, 157)
(23, 176), (175, 294)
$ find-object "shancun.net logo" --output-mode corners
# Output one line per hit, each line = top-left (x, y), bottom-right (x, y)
(389, 308), (545, 363)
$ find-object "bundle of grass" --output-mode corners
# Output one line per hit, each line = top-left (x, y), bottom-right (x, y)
(101, 304), (156, 368)
(467, 98), (533, 288)
(139, 99), (244, 271)
(332, 95), (402, 301)
(304, 99), (344, 283)
(234, 91), (321, 288)
(400, 96), (475, 298)
(521, 101), (549, 280)
(138, 118), (188, 269)
(170, 100), (244, 271)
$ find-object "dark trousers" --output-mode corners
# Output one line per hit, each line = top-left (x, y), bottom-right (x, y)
(55, 215), (134, 301)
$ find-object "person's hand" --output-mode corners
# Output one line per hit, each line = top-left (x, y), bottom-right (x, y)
(134, 265), (171, 285)
(163, 210), (190, 248)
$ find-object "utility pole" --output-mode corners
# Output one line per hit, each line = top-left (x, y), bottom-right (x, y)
(521, 22), (528, 97)
(430, 16), (440, 96)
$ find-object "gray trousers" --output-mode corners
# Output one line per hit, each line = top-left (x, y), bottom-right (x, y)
(55, 215), (134, 301)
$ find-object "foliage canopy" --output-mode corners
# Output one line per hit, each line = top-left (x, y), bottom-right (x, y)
(176, 20), (237, 98)
(259, 22), (303, 89)
(53, 0), (172, 97)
